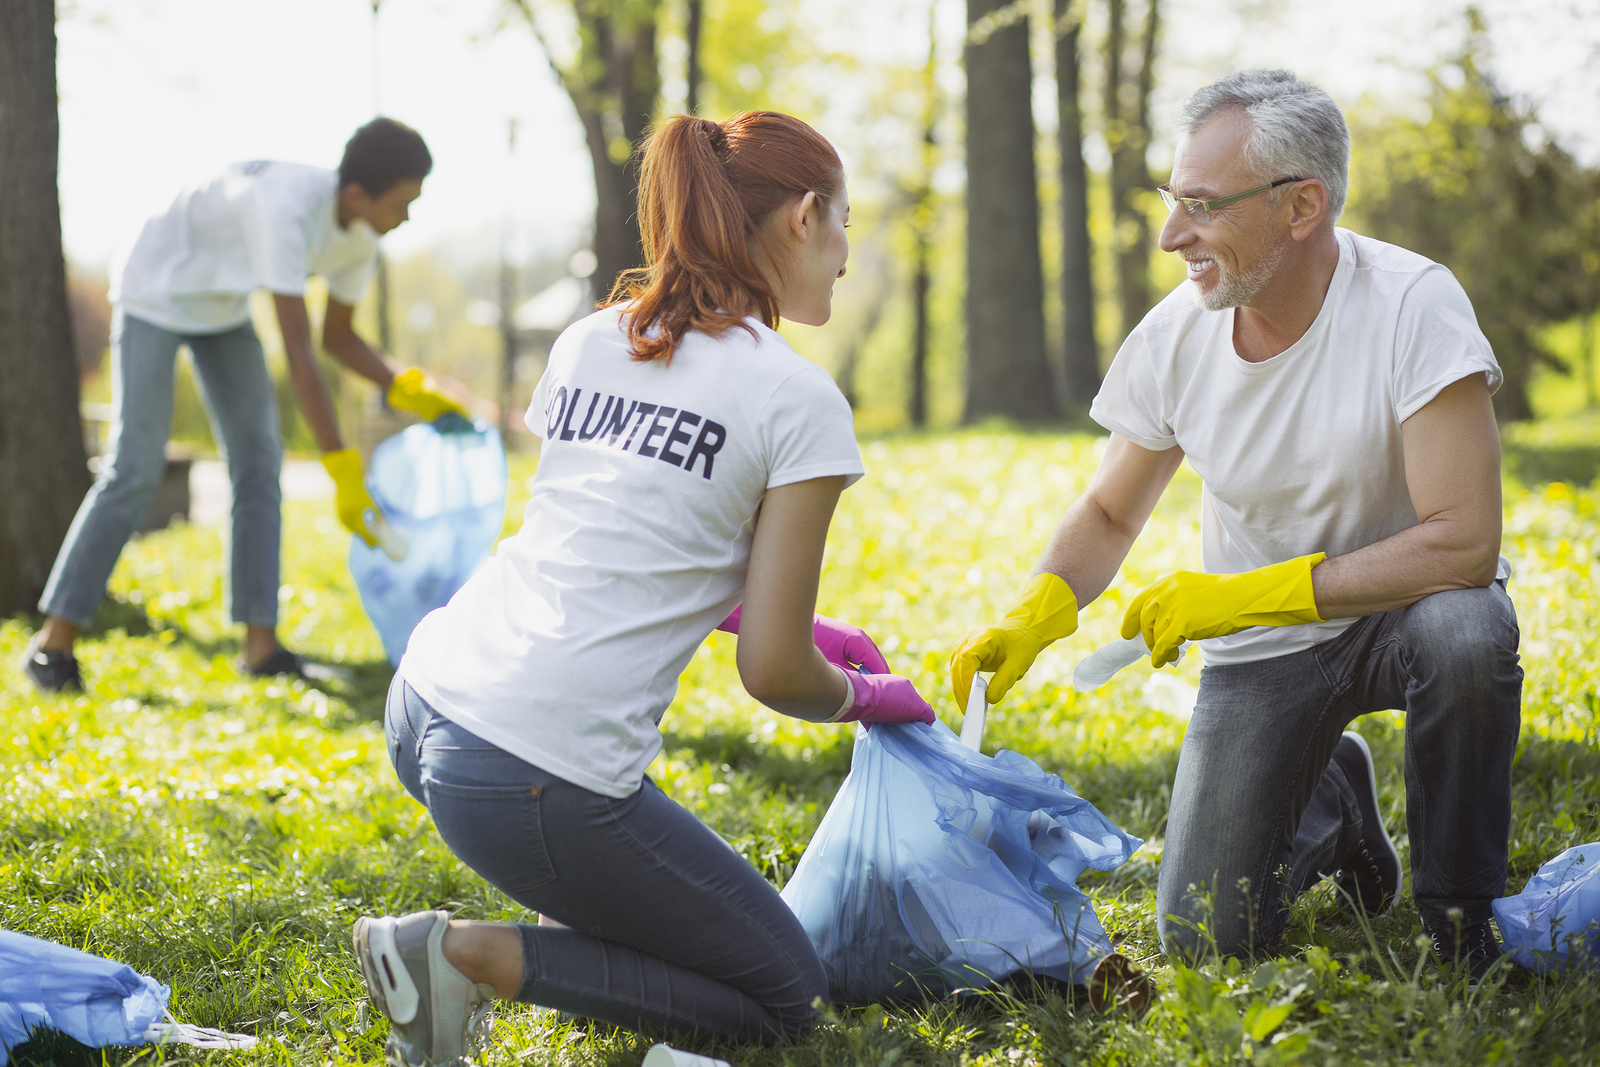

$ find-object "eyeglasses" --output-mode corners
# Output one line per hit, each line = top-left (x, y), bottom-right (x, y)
(1158, 176), (1304, 224)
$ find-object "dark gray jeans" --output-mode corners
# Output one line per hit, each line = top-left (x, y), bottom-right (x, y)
(385, 677), (826, 1043)
(1156, 584), (1522, 958)
(39, 313), (283, 628)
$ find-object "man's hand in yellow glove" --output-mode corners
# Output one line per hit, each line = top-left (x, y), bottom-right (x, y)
(322, 449), (379, 547)
(388, 367), (468, 422)
(950, 572), (1079, 708)
(1122, 552), (1327, 668)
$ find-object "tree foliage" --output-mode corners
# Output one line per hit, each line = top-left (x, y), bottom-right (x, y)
(1346, 27), (1600, 421)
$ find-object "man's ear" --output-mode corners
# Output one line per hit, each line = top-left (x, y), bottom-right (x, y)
(787, 191), (818, 243)
(1287, 180), (1328, 241)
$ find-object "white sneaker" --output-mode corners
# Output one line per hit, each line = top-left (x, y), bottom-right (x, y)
(353, 910), (496, 1066)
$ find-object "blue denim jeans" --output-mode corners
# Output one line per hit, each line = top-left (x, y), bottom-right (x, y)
(40, 313), (283, 628)
(1156, 584), (1522, 958)
(384, 677), (826, 1044)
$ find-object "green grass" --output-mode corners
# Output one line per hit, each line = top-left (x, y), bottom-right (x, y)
(3, 431), (1599, 1067)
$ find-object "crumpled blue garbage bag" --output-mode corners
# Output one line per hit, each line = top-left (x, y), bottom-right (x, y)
(350, 414), (508, 665)
(0, 930), (169, 1065)
(780, 720), (1142, 1004)
(1493, 840), (1600, 973)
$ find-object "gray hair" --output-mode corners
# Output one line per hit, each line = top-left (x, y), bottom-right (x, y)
(1176, 69), (1350, 221)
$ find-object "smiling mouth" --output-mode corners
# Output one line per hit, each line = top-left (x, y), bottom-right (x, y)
(1185, 257), (1215, 280)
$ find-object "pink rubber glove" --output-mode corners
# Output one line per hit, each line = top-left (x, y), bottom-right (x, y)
(714, 607), (892, 674)
(833, 670), (937, 726)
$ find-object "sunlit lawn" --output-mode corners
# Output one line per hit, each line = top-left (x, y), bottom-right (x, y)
(3, 430), (1598, 1066)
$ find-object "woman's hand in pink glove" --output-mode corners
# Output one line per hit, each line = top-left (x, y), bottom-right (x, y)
(833, 670), (936, 726)
(715, 607), (891, 676)
(812, 614), (891, 674)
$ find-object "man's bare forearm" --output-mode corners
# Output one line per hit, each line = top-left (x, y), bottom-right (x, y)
(272, 293), (343, 452)
(323, 330), (396, 390)
(1311, 515), (1499, 618)
(1035, 494), (1142, 608)
(1034, 435), (1187, 607)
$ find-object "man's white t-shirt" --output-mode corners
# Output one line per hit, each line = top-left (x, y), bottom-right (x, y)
(111, 162), (379, 334)
(399, 308), (864, 798)
(1091, 228), (1504, 666)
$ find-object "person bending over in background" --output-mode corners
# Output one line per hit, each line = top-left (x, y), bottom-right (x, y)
(23, 117), (467, 691)
(951, 70), (1520, 981)
(352, 110), (935, 1064)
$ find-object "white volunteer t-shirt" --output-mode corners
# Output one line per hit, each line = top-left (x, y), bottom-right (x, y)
(1091, 228), (1505, 666)
(111, 162), (379, 334)
(400, 307), (864, 798)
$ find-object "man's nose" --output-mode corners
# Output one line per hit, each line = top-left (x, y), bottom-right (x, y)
(1158, 205), (1192, 253)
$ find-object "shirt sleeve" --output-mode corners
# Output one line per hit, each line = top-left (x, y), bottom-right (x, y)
(759, 364), (864, 490)
(248, 178), (313, 298)
(1090, 327), (1179, 450)
(1392, 265), (1502, 422)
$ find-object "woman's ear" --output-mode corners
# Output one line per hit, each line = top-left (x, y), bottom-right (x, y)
(787, 191), (819, 243)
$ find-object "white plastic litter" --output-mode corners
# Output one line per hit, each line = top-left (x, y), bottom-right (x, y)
(1141, 673), (1199, 721)
(142, 1016), (258, 1051)
(642, 1043), (729, 1067)
(959, 673), (989, 750)
(363, 507), (411, 562)
(1071, 634), (1188, 692)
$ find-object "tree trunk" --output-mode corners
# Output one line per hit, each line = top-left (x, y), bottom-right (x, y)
(517, 0), (662, 301)
(1055, 0), (1098, 407)
(963, 0), (1056, 424)
(908, 0), (939, 429)
(685, 0), (703, 115)
(0, 0), (91, 616)
(1106, 0), (1160, 343)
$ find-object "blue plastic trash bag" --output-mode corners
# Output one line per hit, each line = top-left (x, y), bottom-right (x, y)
(0, 930), (168, 1065)
(350, 414), (508, 665)
(780, 720), (1142, 1004)
(1493, 840), (1600, 973)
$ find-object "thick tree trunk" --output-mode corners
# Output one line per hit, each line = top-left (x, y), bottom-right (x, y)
(963, 0), (1056, 424)
(0, 0), (91, 616)
(1055, 0), (1098, 407)
(518, 0), (661, 301)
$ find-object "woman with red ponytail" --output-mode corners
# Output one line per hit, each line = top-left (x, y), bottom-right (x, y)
(351, 111), (935, 1062)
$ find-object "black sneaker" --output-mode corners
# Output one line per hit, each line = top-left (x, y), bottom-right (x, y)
(1330, 731), (1402, 916)
(239, 646), (307, 679)
(21, 635), (84, 693)
(1424, 915), (1504, 984)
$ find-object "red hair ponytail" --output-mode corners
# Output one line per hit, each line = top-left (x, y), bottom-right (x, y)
(605, 111), (843, 363)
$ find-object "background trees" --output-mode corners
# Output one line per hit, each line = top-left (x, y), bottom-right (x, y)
(962, 0), (1056, 424)
(0, 0), (91, 617)
(1346, 34), (1600, 421)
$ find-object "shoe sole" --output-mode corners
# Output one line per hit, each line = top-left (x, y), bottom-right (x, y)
(1342, 730), (1403, 914)
(353, 917), (422, 1028)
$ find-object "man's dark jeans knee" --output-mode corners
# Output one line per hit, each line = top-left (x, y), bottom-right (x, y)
(1156, 584), (1521, 959)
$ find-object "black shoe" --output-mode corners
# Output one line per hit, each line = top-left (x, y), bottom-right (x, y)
(1331, 731), (1402, 916)
(239, 646), (307, 679)
(21, 635), (84, 693)
(1424, 916), (1504, 984)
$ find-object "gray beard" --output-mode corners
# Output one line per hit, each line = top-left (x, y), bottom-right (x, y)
(1191, 236), (1286, 312)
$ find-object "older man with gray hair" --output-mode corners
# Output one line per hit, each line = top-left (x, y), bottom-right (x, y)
(951, 69), (1520, 979)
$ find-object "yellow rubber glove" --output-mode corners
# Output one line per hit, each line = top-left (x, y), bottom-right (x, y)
(1122, 552), (1327, 667)
(950, 572), (1079, 708)
(388, 367), (468, 421)
(321, 449), (378, 547)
